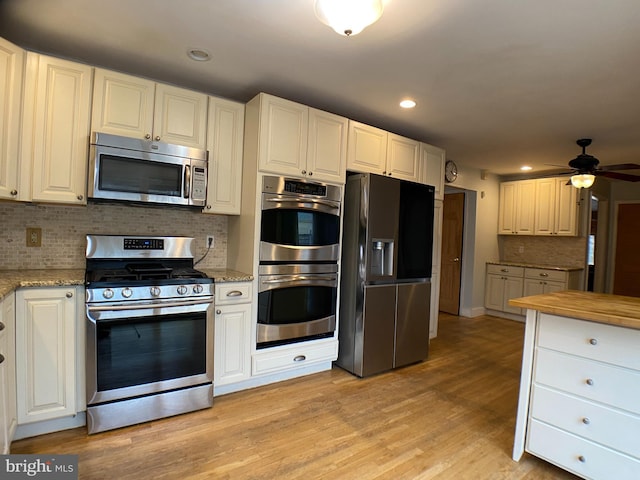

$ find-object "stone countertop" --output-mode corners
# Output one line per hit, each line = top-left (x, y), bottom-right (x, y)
(487, 261), (583, 272)
(509, 290), (640, 330)
(0, 268), (253, 301)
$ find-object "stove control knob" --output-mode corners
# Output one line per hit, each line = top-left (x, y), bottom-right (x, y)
(121, 287), (133, 299)
(102, 288), (114, 300)
(193, 284), (204, 294)
(150, 286), (161, 297)
(177, 285), (188, 295)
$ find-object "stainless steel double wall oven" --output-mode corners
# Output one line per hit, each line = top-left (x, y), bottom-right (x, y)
(257, 176), (342, 347)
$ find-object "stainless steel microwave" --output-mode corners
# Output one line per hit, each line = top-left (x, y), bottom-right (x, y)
(88, 132), (208, 207)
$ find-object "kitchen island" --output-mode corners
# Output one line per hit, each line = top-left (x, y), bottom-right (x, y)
(510, 290), (640, 480)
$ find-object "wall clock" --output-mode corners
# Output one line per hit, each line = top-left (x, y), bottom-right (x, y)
(445, 160), (458, 183)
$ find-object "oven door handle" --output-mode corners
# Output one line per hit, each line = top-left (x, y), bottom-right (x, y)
(87, 297), (214, 312)
(262, 275), (337, 284)
(264, 197), (340, 212)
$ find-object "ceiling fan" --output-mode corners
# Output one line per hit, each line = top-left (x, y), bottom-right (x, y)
(551, 139), (640, 187)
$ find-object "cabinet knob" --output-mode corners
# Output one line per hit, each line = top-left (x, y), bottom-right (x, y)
(216, 309), (222, 315)
(206, 205), (212, 210)
(77, 194), (84, 201)
(10, 189), (17, 196)
(578, 455), (586, 463)
(585, 378), (594, 386)
(582, 417), (590, 425)
(301, 170), (307, 175)
(0, 354), (4, 365)
(500, 268), (509, 272)
(155, 136), (161, 141)
(308, 171), (313, 176)
(293, 355), (306, 362)
(589, 338), (598, 346)
(0, 322), (4, 331)
(145, 134), (151, 139)
(66, 292), (73, 298)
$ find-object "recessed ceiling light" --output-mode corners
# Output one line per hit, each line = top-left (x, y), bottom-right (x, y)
(187, 48), (211, 62)
(520, 165), (533, 171)
(399, 99), (416, 109)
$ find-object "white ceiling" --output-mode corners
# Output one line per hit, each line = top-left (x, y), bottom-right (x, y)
(1, 0), (640, 177)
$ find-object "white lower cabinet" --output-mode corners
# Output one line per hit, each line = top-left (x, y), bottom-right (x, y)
(15, 287), (80, 424)
(518, 313), (640, 480)
(484, 264), (524, 315)
(214, 282), (252, 387)
(1, 293), (16, 453)
(252, 339), (338, 376)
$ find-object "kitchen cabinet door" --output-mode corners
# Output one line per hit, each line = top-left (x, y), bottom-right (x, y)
(15, 287), (78, 424)
(153, 83), (208, 149)
(422, 143), (445, 200)
(204, 97), (245, 215)
(386, 133), (420, 182)
(0, 293), (16, 454)
(22, 53), (92, 204)
(0, 38), (23, 202)
(498, 180), (535, 234)
(306, 108), (347, 183)
(257, 94), (308, 177)
(346, 120), (387, 175)
(215, 302), (251, 387)
(91, 69), (155, 140)
(553, 178), (578, 236)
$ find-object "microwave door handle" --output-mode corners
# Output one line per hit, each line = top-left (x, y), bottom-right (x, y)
(265, 198), (340, 211)
(184, 165), (191, 199)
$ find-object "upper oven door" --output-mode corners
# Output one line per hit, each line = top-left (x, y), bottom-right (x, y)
(260, 192), (341, 263)
(88, 134), (207, 206)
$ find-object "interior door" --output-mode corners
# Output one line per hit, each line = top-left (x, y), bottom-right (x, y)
(439, 192), (464, 315)
(613, 203), (640, 297)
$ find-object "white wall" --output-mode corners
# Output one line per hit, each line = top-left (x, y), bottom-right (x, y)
(445, 164), (500, 317)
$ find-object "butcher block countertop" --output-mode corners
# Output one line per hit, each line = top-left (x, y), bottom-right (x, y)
(0, 268), (253, 301)
(509, 290), (640, 330)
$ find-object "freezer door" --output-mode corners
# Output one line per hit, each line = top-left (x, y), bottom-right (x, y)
(394, 282), (431, 367)
(359, 284), (396, 377)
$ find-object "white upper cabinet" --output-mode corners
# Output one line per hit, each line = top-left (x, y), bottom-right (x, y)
(0, 38), (23, 202)
(254, 93), (347, 183)
(92, 69), (208, 149)
(421, 143), (445, 199)
(346, 121), (421, 183)
(21, 53), (93, 204)
(498, 180), (536, 235)
(204, 97), (245, 215)
(534, 177), (578, 236)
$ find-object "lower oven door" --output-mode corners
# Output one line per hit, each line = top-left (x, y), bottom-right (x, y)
(257, 265), (338, 347)
(86, 298), (214, 405)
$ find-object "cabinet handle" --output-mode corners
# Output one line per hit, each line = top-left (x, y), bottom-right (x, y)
(581, 417), (590, 425)
(66, 292), (73, 298)
(500, 268), (509, 272)
(145, 134), (151, 139)
(539, 273), (549, 277)
(585, 378), (594, 386)
(0, 354), (4, 365)
(226, 290), (243, 297)
(0, 322), (4, 331)
(10, 189), (17, 196)
(578, 455), (586, 463)
(216, 309), (222, 315)
(293, 355), (306, 362)
(589, 338), (598, 345)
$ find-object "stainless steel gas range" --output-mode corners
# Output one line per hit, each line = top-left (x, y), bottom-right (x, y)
(84, 235), (214, 434)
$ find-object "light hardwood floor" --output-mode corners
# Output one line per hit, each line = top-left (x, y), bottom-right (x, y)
(12, 314), (579, 479)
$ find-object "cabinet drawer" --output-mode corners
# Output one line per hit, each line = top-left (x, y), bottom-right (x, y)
(215, 282), (252, 305)
(252, 340), (338, 376)
(534, 348), (640, 415)
(527, 419), (640, 480)
(530, 384), (640, 459)
(524, 268), (568, 283)
(538, 313), (640, 370)
(486, 264), (524, 277)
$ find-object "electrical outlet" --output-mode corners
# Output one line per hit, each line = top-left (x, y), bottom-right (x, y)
(26, 227), (42, 247)
(518, 245), (524, 253)
(206, 235), (214, 248)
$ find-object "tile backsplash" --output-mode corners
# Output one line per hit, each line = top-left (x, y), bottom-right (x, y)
(500, 235), (587, 268)
(0, 202), (227, 270)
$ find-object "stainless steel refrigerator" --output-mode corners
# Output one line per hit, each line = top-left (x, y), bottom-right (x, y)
(337, 173), (435, 377)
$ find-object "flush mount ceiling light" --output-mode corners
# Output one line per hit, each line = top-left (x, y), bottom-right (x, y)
(314, 0), (385, 36)
(520, 165), (532, 171)
(399, 99), (416, 109)
(187, 48), (211, 62)
(570, 173), (595, 189)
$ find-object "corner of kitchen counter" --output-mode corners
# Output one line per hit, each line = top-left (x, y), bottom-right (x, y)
(201, 269), (253, 283)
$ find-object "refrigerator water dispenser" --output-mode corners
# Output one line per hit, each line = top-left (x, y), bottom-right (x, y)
(370, 239), (394, 276)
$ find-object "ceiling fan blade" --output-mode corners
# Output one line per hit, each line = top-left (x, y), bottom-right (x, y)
(598, 163), (640, 171)
(544, 163), (571, 168)
(597, 171), (640, 182)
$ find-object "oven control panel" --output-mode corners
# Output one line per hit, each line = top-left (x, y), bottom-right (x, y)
(124, 238), (165, 250)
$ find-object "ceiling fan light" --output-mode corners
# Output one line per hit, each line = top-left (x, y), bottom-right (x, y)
(570, 173), (595, 189)
(314, 0), (384, 36)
